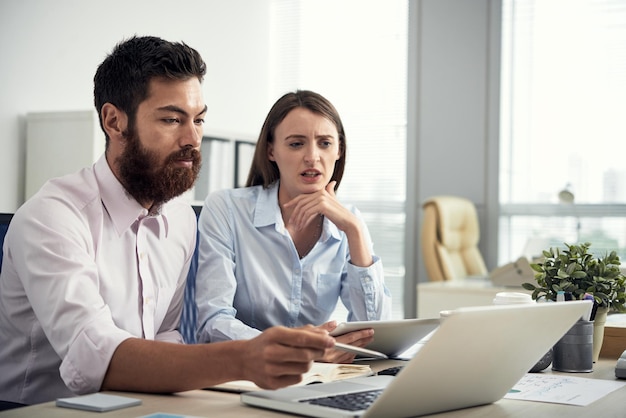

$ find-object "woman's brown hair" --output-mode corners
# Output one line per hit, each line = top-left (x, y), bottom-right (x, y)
(245, 90), (346, 190)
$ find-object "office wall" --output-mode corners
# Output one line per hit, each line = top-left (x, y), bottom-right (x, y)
(406, 0), (501, 308)
(0, 0), (272, 212)
(1, 0), (502, 317)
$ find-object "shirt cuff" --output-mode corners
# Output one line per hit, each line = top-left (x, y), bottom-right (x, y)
(346, 256), (391, 320)
(60, 317), (133, 395)
(348, 256), (382, 287)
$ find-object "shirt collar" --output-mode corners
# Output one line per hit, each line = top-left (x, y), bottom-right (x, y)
(322, 216), (341, 242)
(254, 182), (281, 228)
(95, 155), (168, 238)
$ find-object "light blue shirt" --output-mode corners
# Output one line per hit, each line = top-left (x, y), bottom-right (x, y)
(195, 182), (391, 342)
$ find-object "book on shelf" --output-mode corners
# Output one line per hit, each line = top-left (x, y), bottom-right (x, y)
(206, 362), (373, 393)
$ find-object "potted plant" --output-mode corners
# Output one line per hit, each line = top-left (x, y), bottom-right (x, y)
(522, 242), (626, 361)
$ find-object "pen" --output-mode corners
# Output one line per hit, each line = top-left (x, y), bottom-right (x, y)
(584, 293), (598, 321)
(334, 342), (388, 359)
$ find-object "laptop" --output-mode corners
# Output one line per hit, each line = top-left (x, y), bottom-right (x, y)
(242, 301), (590, 418)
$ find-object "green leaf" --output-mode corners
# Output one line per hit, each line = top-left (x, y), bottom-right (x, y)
(530, 263), (544, 273)
(527, 242), (625, 311)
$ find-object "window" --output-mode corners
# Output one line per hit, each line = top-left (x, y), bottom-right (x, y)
(270, 0), (408, 319)
(499, 0), (626, 264)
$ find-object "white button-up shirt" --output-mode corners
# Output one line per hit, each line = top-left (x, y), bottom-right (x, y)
(0, 156), (196, 405)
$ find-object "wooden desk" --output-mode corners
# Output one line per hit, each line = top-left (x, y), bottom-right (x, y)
(1, 359), (624, 417)
(417, 277), (532, 318)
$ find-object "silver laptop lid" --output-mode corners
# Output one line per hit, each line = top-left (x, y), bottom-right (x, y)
(242, 301), (590, 418)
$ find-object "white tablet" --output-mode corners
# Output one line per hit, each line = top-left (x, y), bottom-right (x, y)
(330, 318), (440, 357)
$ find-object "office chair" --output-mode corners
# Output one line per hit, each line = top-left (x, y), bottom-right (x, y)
(0, 214), (25, 411)
(421, 196), (488, 281)
(0, 213), (13, 269)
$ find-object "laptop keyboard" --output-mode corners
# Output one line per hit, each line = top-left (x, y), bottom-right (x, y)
(377, 365), (405, 376)
(300, 389), (384, 411)
(299, 366), (404, 411)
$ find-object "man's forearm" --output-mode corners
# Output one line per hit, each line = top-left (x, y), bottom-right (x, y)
(101, 337), (245, 393)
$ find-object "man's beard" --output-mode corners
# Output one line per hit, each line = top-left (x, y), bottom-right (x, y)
(116, 129), (201, 209)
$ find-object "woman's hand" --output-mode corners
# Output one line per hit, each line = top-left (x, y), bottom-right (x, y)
(283, 182), (373, 267)
(283, 182), (355, 232)
(315, 321), (375, 364)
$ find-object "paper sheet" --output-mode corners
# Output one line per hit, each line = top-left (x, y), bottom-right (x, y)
(504, 373), (626, 406)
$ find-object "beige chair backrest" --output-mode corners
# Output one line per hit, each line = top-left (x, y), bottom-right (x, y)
(421, 196), (488, 281)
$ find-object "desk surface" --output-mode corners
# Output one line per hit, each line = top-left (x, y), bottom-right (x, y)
(1, 359), (624, 418)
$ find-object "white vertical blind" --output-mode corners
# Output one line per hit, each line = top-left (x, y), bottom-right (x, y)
(269, 0), (408, 319)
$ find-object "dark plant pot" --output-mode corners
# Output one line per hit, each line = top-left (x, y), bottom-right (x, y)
(552, 319), (593, 373)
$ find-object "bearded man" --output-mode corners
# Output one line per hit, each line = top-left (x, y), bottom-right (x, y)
(0, 36), (334, 408)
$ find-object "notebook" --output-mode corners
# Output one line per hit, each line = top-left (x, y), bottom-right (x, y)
(242, 301), (589, 418)
(56, 393), (141, 412)
(209, 362), (374, 393)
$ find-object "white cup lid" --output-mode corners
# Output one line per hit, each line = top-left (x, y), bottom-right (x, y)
(493, 292), (533, 305)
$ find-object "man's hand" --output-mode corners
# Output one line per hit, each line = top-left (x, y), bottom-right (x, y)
(241, 325), (335, 389)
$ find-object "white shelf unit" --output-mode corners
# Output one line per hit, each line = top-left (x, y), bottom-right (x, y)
(189, 133), (256, 205)
(25, 110), (104, 200)
(24, 110), (256, 206)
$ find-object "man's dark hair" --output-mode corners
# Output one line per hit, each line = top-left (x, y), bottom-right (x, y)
(93, 35), (206, 146)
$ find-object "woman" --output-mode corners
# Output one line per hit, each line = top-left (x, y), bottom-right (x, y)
(195, 90), (391, 362)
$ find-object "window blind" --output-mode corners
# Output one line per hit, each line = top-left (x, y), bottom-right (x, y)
(269, 0), (408, 319)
